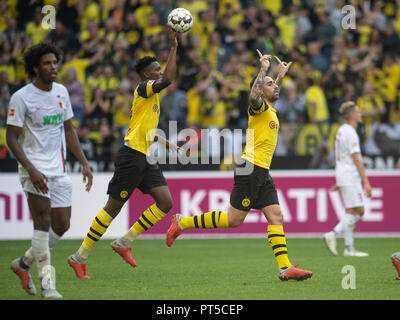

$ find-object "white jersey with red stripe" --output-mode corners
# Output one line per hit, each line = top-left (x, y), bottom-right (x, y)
(6, 82), (74, 177)
(334, 123), (361, 186)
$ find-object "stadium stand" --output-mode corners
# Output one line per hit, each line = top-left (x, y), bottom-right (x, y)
(0, 0), (400, 171)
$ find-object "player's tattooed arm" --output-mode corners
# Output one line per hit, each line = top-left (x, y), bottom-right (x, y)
(249, 50), (271, 109)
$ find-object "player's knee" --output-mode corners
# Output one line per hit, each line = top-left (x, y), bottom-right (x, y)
(52, 221), (70, 236)
(158, 198), (173, 213)
(268, 211), (283, 225)
(229, 215), (245, 228)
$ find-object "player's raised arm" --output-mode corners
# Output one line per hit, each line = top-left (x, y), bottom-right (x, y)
(152, 26), (178, 93)
(249, 49), (271, 109)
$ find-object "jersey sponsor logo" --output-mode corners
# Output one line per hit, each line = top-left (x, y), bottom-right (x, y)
(43, 113), (63, 125)
(153, 104), (159, 114)
(269, 120), (279, 130)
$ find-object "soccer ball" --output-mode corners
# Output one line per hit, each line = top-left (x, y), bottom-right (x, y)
(167, 8), (193, 33)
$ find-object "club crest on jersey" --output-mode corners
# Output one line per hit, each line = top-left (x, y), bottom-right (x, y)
(56, 95), (64, 109)
(242, 198), (251, 207)
(120, 190), (128, 198)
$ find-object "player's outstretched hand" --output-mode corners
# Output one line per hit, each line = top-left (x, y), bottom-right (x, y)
(256, 49), (271, 71)
(82, 164), (93, 192)
(168, 25), (178, 47)
(274, 56), (292, 78)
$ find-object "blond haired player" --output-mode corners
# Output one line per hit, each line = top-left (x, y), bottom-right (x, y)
(323, 101), (371, 257)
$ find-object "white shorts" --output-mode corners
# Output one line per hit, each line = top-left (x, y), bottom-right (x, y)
(339, 183), (364, 209)
(20, 175), (72, 208)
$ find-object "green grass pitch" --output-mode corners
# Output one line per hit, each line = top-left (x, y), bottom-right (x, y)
(0, 237), (399, 300)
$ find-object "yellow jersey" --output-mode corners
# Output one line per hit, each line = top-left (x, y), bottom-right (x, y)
(242, 101), (279, 170)
(124, 80), (160, 155)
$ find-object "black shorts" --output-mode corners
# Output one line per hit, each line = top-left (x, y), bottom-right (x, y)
(107, 146), (167, 202)
(230, 160), (279, 211)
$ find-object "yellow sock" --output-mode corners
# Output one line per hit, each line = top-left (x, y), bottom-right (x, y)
(267, 224), (292, 270)
(179, 211), (229, 230)
(124, 204), (166, 241)
(78, 208), (113, 258)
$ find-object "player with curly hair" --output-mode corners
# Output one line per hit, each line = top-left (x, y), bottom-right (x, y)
(7, 42), (93, 298)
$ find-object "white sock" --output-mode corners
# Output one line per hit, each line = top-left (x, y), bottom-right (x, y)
(49, 227), (61, 249)
(23, 247), (35, 267)
(31, 230), (50, 275)
(23, 228), (61, 267)
(343, 214), (361, 250)
(333, 219), (344, 235)
(333, 213), (347, 236)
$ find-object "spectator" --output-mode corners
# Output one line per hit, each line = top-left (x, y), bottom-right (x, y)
(314, 11), (337, 49)
(0, 72), (17, 127)
(321, 58), (345, 120)
(382, 21), (400, 55)
(143, 12), (164, 38)
(112, 78), (133, 138)
(86, 87), (112, 128)
(0, 40), (18, 84)
(76, 124), (97, 162)
(49, 20), (80, 54)
(357, 81), (386, 130)
(309, 141), (335, 169)
(295, 6), (313, 42)
(102, 65), (119, 104)
(2, 17), (19, 44)
(307, 41), (330, 74)
(304, 77), (330, 124)
(275, 81), (306, 124)
(160, 80), (188, 132)
(199, 86), (226, 129)
(96, 121), (115, 172)
(65, 68), (86, 125)
(24, 7), (51, 45)
(332, 82), (357, 122)
(16, 0), (43, 31)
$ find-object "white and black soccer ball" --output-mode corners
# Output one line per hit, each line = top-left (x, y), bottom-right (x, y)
(167, 8), (193, 33)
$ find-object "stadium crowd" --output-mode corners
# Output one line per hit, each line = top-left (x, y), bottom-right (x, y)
(0, 0), (400, 171)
